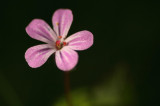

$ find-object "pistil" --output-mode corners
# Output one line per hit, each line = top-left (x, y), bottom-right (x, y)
(55, 36), (67, 50)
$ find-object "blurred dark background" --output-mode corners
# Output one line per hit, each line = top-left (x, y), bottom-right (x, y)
(1, 0), (160, 106)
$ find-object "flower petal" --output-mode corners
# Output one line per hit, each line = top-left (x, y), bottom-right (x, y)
(65, 30), (94, 50)
(52, 9), (73, 38)
(55, 47), (78, 71)
(26, 19), (57, 43)
(25, 44), (55, 68)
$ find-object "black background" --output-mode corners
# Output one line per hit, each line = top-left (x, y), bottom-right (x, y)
(1, 0), (160, 106)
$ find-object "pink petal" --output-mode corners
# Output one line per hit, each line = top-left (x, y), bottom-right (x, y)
(26, 19), (57, 43)
(52, 9), (73, 38)
(65, 30), (94, 50)
(55, 46), (78, 71)
(25, 44), (55, 68)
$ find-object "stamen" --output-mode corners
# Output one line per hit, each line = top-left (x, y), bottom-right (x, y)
(63, 42), (67, 46)
(58, 36), (62, 39)
(56, 40), (60, 49)
(56, 22), (59, 26)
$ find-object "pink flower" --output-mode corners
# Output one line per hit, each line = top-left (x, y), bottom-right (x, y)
(25, 9), (93, 71)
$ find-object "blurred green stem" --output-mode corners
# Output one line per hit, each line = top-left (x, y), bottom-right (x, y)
(64, 71), (72, 106)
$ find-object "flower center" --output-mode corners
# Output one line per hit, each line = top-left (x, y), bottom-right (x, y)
(55, 36), (67, 50)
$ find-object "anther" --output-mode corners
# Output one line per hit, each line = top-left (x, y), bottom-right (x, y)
(63, 42), (67, 46)
(58, 36), (62, 39)
(56, 22), (59, 26)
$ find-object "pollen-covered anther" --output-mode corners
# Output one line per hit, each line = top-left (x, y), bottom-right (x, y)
(63, 42), (67, 46)
(56, 22), (59, 26)
(58, 36), (62, 39)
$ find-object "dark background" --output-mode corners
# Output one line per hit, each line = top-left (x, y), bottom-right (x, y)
(1, 0), (160, 106)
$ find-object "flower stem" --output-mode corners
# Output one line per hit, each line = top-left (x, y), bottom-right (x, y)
(64, 71), (72, 106)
